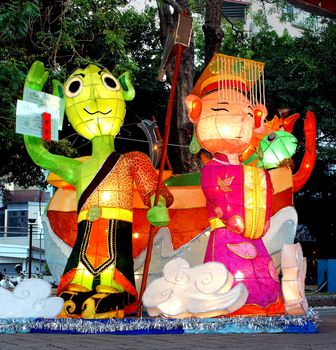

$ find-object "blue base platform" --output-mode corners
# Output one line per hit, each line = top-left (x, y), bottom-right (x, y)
(0, 308), (319, 335)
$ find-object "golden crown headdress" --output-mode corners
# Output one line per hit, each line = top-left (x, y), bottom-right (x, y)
(192, 54), (266, 107)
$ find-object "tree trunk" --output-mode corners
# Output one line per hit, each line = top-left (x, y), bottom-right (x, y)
(158, 1), (200, 173)
(203, 0), (224, 65)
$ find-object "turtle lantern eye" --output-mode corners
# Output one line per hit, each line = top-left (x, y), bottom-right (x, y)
(101, 72), (120, 91)
(267, 132), (277, 142)
(64, 77), (83, 98)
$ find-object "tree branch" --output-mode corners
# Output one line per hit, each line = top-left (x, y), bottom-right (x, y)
(161, 0), (186, 14)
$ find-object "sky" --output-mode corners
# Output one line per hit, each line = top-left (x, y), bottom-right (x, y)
(129, 0), (155, 11)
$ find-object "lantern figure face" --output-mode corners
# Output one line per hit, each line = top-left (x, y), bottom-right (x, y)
(63, 65), (128, 140)
(193, 90), (254, 156)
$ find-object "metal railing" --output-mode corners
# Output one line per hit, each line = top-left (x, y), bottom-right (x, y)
(0, 225), (45, 279)
(0, 225), (43, 239)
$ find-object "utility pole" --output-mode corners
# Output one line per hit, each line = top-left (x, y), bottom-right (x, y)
(28, 218), (36, 278)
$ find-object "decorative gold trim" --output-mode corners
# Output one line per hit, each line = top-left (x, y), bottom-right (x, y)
(67, 284), (91, 293)
(81, 298), (96, 319)
(86, 206), (102, 221)
(78, 207), (133, 223)
(209, 217), (226, 231)
(244, 166), (266, 240)
(95, 309), (125, 319)
(80, 219), (117, 276)
(251, 167), (260, 239)
(58, 300), (77, 318)
(82, 296), (125, 319)
(209, 216), (244, 234)
(96, 285), (121, 294)
(91, 293), (109, 299)
(212, 230), (216, 261)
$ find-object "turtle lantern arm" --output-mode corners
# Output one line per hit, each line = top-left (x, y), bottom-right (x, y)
(292, 111), (316, 192)
(24, 136), (81, 185)
(23, 61), (80, 185)
(119, 71), (135, 101)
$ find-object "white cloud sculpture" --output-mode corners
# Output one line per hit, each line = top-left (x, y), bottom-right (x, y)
(143, 258), (248, 318)
(0, 279), (64, 318)
(262, 206), (298, 273)
(281, 243), (308, 315)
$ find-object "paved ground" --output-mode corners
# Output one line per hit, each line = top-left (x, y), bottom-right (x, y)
(0, 309), (335, 350)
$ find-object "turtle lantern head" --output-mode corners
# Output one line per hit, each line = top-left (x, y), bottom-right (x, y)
(185, 54), (269, 157)
(63, 64), (135, 140)
(257, 130), (298, 169)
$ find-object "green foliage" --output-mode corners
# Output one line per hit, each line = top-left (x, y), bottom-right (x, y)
(246, 20), (336, 200)
(0, 55), (46, 190)
(191, 16), (205, 71)
(45, 139), (79, 158)
(248, 23), (336, 147)
(0, 0), (39, 40)
(0, 0), (335, 197)
(221, 21), (251, 58)
(0, 0), (165, 189)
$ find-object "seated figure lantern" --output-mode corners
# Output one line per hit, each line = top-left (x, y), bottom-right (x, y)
(184, 54), (297, 315)
(23, 62), (173, 318)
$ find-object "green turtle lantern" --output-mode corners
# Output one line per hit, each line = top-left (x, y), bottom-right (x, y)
(243, 130), (298, 170)
(23, 62), (173, 318)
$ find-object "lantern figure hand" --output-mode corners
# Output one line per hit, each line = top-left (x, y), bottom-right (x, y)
(52, 79), (63, 98)
(147, 195), (170, 227)
(25, 61), (49, 92)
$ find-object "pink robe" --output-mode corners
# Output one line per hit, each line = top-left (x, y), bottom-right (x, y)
(202, 154), (283, 309)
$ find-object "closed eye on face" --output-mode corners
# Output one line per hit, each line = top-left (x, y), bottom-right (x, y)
(247, 105), (254, 118)
(211, 107), (229, 112)
(211, 101), (229, 112)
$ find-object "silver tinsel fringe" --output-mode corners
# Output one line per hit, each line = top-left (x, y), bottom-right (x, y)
(0, 308), (319, 334)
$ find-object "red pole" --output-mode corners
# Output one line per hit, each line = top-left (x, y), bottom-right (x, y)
(151, 115), (173, 172)
(137, 45), (184, 315)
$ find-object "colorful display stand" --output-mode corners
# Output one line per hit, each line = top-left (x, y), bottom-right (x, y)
(7, 49), (319, 334)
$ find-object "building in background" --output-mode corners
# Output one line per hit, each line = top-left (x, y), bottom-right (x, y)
(0, 186), (52, 278)
(191, 0), (320, 37)
(222, 0), (250, 22)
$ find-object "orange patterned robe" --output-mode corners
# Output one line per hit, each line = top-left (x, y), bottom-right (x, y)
(58, 151), (173, 314)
